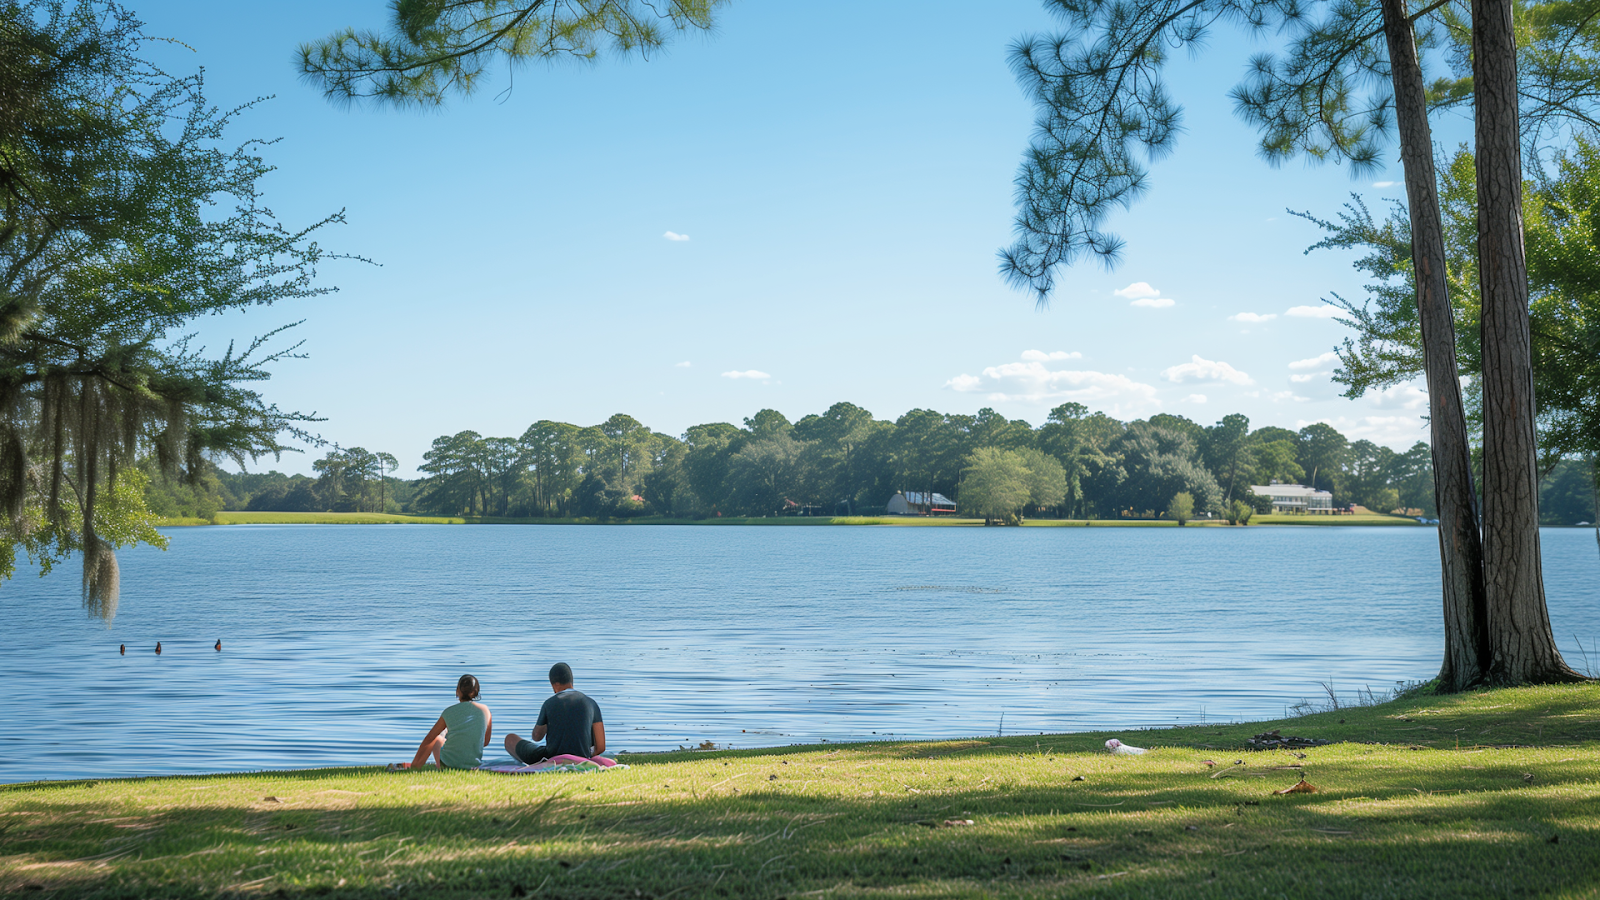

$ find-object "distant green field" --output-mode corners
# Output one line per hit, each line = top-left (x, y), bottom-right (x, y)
(1253, 513), (1423, 526)
(153, 516), (213, 527)
(210, 512), (467, 525)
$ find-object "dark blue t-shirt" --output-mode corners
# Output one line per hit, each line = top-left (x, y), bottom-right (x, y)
(536, 689), (603, 758)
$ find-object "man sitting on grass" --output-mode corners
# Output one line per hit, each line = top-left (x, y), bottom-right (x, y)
(503, 662), (606, 764)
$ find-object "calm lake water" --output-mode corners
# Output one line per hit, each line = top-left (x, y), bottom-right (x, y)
(1, 524), (1595, 783)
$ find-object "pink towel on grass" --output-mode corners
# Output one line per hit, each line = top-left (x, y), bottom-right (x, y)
(479, 755), (621, 774)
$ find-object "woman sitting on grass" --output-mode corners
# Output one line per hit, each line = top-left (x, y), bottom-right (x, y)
(396, 674), (492, 770)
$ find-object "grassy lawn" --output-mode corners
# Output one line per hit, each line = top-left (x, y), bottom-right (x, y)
(4, 684), (1599, 898)
(1252, 513), (1423, 526)
(204, 512), (469, 525)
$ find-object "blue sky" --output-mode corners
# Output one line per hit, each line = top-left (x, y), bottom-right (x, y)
(135, 0), (1471, 476)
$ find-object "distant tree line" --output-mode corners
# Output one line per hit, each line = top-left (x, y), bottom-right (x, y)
(146, 403), (1595, 526)
(144, 447), (417, 518)
(394, 404), (1452, 521)
(369, 405), (1441, 521)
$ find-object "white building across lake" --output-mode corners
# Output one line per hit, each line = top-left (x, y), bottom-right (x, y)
(886, 491), (957, 515)
(1249, 482), (1334, 514)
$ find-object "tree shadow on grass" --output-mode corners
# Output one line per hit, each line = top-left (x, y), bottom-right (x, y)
(4, 747), (1599, 899)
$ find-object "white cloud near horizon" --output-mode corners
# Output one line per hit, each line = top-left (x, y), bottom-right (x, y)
(663, 231), (691, 241)
(1113, 282), (1160, 299)
(1131, 297), (1176, 308)
(1182, 394), (1208, 404)
(1372, 181), (1400, 188)
(1286, 304), (1342, 319)
(1021, 349), (1083, 361)
(1162, 355), (1254, 385)
(1289, 351), (1340, 370)
(1230, 312), (1277, 323)
(674, 361), (691, 368)
(1299, 414), (1427, 447)
(1244, 389), (1308, 402)
(720, 369), (771, 380)
(1368, 382), (1428, 410)
(945, 352), (1159, 413)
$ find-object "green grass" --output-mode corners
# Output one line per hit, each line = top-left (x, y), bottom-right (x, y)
(5, 684), (1600, 898)
(830, 516), (988, 526)
(208, 512), (469, 525)
(1252, 513), (1423, 526)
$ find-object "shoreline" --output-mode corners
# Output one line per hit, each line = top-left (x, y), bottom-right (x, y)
(158, 511), (1429, 527)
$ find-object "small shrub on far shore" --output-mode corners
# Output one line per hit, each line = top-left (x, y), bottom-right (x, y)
(1230, 499), (1254, 525)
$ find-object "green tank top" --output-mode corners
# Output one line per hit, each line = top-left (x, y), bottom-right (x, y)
(439, 700), (488, 769)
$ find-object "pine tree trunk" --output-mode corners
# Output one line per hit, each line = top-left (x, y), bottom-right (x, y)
(1382, 0), (1490, 691)
(1471, 0), (1582, 683)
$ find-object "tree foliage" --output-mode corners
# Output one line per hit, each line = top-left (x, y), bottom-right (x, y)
(999, 0), (1445, 300)
(957, 447), (1034, 522)
(1167, 490), (1194, 525)
(1314, 140), (1600, 474)
(299, 0), (729, 106)
(389, 402), (1446, 524)
(0, 1), (348, 619)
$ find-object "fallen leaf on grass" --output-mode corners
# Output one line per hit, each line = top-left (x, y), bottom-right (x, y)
(914, 819), (975, 828)
(1273, 779), (1319, 795)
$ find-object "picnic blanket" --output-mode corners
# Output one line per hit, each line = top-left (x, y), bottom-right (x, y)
(480, 754), (627, 775)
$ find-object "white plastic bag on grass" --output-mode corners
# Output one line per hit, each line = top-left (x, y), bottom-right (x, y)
(1105, 739), (1147, 755)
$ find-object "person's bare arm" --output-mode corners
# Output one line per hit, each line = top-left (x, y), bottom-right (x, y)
(531, 724), (548, 742)
(480, 703), (493, 746)
(407, 716), (447, 769)
(591, 721), (605, 755)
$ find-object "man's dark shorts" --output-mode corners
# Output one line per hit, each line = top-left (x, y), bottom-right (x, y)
(512, 740), (553, 765)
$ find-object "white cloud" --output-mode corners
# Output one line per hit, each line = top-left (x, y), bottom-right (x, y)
(1113, 281), (1160, 299)
(1372, 181), (1400, 188)
(1289, 351), (1340, 370)
(1248, 389), (1307, 402)
(1289, 373), (1320, 383)
(1182, 394), (1208, 404)
(1286, 305), (1343, 319)
(1130, 297), (1176, 308)
(945, 353), (1158, 413)
(1021, 349), (1083, 362)
(1368, 382), (1428, 410)
(720, 369), (771, 380)
(663, 231), (691, 241)
(1299, 415), (1428, 448)
(1162, 355), (1254, 385)
(674, 361), (691, 368)
(1230, 312), (1277, 323)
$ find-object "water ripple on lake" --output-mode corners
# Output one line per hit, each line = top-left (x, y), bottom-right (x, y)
(0, 524), (1595, 782)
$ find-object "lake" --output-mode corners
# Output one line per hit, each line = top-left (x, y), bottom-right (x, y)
(1, 524), (1595, 783)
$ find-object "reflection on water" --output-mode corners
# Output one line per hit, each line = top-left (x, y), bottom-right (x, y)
(0, 524), (1594, 782)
